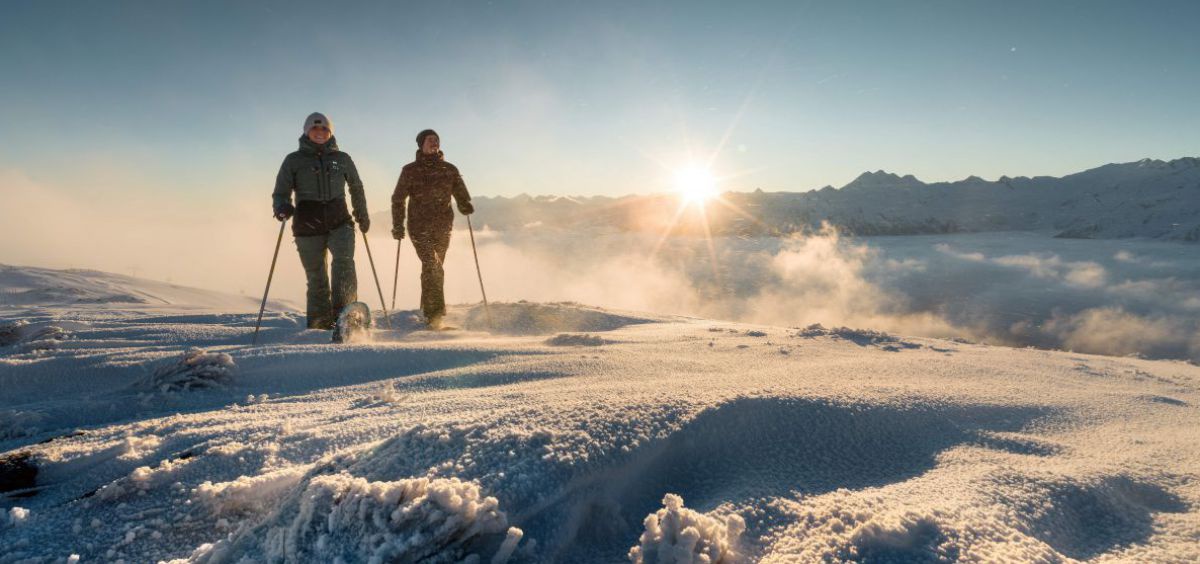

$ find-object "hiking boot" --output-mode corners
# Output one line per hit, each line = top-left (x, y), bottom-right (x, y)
(426, 315), (444, 330)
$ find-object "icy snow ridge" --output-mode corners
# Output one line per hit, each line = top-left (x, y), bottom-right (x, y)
(0, 320), (72, 353)
(463, 302), (653, 335)
(186, 473), (519, 563)
(192, 466), (309, 518)
(545, 333), (610, 346)
(629, 494), (745, 564)
(0, 320), (27, 347)
(136, 348), (236, 392)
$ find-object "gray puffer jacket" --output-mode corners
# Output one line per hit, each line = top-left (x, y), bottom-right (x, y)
(273, 136), (368, 236)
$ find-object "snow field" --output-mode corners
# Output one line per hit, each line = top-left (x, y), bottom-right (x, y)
(1, 292), (1199, 562)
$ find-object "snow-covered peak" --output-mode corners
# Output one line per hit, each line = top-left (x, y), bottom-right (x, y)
(1169, 156), (1200, 169)
(841, 170), (925, 190)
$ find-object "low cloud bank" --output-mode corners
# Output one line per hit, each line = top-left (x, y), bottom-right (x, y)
(447, 227), (1199, 362)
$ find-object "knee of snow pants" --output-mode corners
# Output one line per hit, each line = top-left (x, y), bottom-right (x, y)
(327, 223), (358, 314)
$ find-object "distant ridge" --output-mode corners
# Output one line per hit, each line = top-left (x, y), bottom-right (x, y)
(369, 157), (1200, 241)
(0, 264), (291, 310)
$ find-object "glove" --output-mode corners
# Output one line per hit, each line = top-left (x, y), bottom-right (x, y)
(392, 226), (406, 240)
(273, 202), (295, 222)
(457, 200), (474, 215)
(356, 215), (370, 233)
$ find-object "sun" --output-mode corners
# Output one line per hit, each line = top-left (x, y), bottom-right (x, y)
(673, 166), (718, 204)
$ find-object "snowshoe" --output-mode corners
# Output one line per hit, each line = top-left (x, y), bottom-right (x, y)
(333, 302), (372, 343)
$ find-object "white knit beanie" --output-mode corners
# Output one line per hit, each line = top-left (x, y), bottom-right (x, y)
(303, 112), (334, 134)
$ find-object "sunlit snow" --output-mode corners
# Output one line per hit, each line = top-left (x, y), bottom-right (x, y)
(1, 266), (1198, 562)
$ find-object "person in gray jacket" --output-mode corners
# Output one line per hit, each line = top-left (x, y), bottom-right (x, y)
(272, 112), (370, 330)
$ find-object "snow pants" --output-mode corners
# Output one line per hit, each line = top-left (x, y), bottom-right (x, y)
(295, 222), (357, 329)
(409, 225), (452, 320)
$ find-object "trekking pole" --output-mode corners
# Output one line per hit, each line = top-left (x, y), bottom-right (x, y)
(360, 227), (393, 329)
(391, 239), (401, 312)
(252, 219), (287, 345)
(466, 215), (493, 328)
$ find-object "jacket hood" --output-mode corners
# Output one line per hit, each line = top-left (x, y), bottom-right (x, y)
(299, 135), (339, 154)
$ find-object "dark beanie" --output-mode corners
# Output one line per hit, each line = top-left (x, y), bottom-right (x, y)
(416, 129), (439, 147)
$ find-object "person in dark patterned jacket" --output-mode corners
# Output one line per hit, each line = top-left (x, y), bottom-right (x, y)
(391, 129), (473, 328)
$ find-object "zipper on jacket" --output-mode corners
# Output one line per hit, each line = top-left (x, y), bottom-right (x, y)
(318, 153), (327, 200)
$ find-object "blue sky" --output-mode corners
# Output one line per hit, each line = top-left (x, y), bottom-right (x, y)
(3, 0), (1199, 203)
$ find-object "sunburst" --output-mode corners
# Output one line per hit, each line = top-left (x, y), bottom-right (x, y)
(673, 166), (718, 205)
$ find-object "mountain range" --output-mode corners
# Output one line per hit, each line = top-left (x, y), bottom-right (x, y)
(437, 157), (1200, 241)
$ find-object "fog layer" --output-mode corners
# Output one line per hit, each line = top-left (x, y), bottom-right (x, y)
(445, 227), (1200, 362)
(3, 166), (1196, 361)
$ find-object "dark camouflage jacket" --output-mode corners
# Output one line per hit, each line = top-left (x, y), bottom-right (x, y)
(392, 150), (472, 232)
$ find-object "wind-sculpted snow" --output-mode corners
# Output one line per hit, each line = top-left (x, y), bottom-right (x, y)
(761, 470), (1192, 562)
(192, 466), (308, 519)
(317, 396), (1077, 561)
(545, 333), (610, 346)
(1, 299), (1199, 562)
(4, 506), (30, 528)
(0, 410), (45, 441)
(462, 302), (656, 335)
(137, 348), (236, 392)
(0, 320), (72, 354)
(0, 320), (25, 347)
(184, 473), (519, 564)
(792, 323), (922, 351)
(629, 494), (746, 564)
